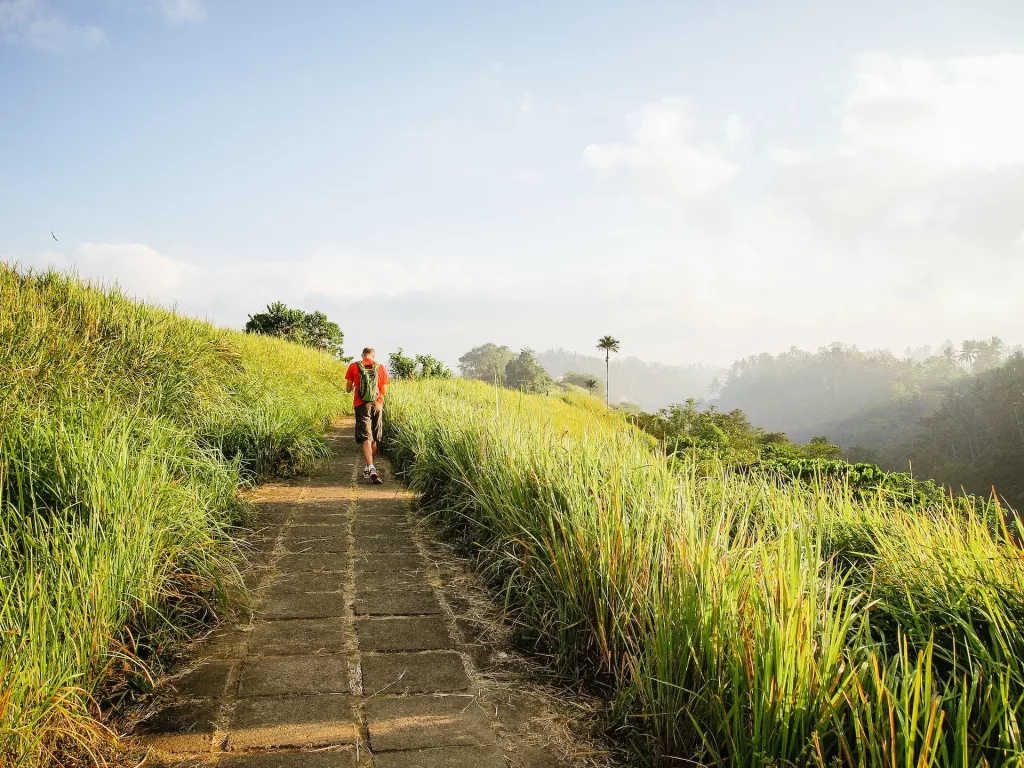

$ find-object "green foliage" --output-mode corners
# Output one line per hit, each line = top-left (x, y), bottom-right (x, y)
(384, 378), (1024, 767)
(717, 341), (1023, 512)
(458, 342), (515, 384)
(625, 398), (971, 513)
(414, 353), (453, 379)
(627, 398), (840, 465)
(560, 370), (604, 397)
(388, 347), (418, 379)
(596, 335), (621, 355)
(245, 301), (345, 359)
(503, 348), (553, 393)
(388, 348), (453, 380)
(908, 352), (1024, 510)
(0, 265), (351, 765)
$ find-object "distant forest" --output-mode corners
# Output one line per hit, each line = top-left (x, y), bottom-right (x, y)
(713, 339), (1024, 510)
(463, 339), (1023, 511)
(535, 348), (723, 411)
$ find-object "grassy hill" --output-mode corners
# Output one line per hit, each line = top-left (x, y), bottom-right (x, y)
(384, 379), (1024, 767)
(0, 265), (351, 765)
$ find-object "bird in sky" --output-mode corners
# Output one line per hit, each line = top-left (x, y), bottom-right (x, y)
(51, 231), (58, 242)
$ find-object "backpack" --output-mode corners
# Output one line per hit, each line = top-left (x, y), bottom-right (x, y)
(357, 362), (381, 403)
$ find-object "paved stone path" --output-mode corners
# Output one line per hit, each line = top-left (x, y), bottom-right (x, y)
(135, 420), (543, 768)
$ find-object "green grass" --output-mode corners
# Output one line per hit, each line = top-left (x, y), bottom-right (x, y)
(384, 379), (1024, 767)
(0, 265), (352, 765)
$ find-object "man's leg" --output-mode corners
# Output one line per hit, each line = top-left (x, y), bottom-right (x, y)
(371, 404), (384, 459)
(355, 403), (374, 470)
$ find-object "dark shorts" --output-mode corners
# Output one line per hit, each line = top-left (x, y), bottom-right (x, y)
(354, 401), (383, 444)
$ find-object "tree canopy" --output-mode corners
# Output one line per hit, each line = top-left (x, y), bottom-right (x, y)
(561, 370), (604, 397)
(388, 348), (453, 380)
(245, 302), (345, 358)
(458, 343), (515, 384)
(503, 348), (553, 393)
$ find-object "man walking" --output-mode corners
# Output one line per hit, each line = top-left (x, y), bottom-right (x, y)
(345, 347), (389, 483)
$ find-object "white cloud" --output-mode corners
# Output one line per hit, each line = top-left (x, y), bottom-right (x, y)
(0, 0), (105, 52)
(724, 113), (750, 148)
(772, 53), (1024, 255)
(162, 0), (205, 24)
(583, 98), (740, 200)
(19, 243), (469, 319)
(841, 53), (1024, 167)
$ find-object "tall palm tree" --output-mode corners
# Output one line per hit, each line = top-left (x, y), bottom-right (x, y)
(988, 336), (1004, 362)
(596, 335), (620, 406)
(958, 339), (980, 372)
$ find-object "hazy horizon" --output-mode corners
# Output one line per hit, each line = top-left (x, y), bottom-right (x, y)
(3, 0), (1023, 368)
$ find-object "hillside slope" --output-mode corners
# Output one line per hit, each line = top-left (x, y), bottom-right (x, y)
(0, 266), (351, 765)
(385, 379), (1024, 767)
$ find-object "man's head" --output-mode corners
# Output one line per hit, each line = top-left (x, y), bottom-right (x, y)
(362, 347), (375, 361)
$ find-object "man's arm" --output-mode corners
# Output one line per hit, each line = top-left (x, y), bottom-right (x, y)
(346, 379), (354, 393)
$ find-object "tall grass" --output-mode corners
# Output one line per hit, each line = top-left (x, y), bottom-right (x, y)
(384, 379), (1024, 767)
(0, 265), (351, 765)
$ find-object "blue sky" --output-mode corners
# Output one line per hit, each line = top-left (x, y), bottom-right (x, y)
(3, 0), (1023, 366)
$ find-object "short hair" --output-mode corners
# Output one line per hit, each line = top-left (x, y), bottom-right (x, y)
(362, 347), (375, 357)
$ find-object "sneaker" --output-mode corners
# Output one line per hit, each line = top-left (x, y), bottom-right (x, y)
(362, 466), (372, 480)
(370, 467), (382, 485)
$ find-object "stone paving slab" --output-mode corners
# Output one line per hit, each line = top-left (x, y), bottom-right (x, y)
(237, 654), (353, 697)
(195, 627), (250, 660)
(352, 518), (413, 537)
(248, 618), (348, 656)
(166, 660), (235, 698)
(261, 571), (345, 594)
(288, 509), (350, 525)
(355, 586), (442, 616)
(274, 552), (349, 571)
(228, 695), (359, 749)
(373, 746), (507, 768)
(136, 699), (222, 752)
(356, 617), (452, 652)
(284, 523), (350, 538)
(250, 502), (295, 523)
(259, 591), (347, 620)
(217, 751), (358, 767)
(361, 652), (471, 694)
(365, 695), (497, 751)
(353, 535), (419, 554)
(280, 534), (350, 554)
(352, 553), (427, 575)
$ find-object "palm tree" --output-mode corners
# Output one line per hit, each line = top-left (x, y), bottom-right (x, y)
(988, 336), (1004, 363)
(596, 335), (620, 406)
(958, 339), (980, 372)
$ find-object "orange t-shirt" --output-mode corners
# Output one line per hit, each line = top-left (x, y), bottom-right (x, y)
(346, 359), (389, 407)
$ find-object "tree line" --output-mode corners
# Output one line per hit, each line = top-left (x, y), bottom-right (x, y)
(243, 306), (1022, 511)
(713, 338), (1023, 510)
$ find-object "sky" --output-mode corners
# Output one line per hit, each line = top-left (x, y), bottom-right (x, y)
(2, 0), (1023, 367)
